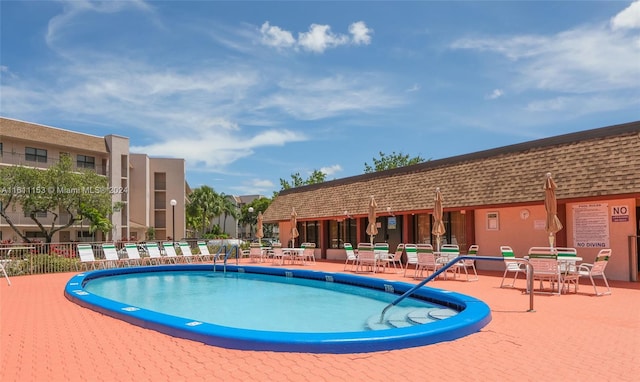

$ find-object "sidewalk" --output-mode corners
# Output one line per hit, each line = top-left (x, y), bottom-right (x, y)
(1, 260), (639, 381)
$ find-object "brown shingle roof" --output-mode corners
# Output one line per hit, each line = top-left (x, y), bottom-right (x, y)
(264, 121), (640, 222)
(0, 117), (108, 154)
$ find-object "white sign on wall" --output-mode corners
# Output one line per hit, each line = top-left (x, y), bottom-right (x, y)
(573, 203), (610, 248)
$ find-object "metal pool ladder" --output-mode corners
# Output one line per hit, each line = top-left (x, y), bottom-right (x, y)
(212, 244), (241, 273)
(379, 256), (534, 323)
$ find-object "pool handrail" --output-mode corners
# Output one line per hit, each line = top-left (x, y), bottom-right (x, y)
(213, 244), (241, 272)
(380, 256), (534, 323)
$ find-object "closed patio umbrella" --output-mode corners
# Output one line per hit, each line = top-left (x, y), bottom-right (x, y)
(544, 172), (563, 249)
(366, 195), (378, 245)
(256, 211), (264, 245)
(290, 207), (299, 248)
(432, 187), (446, 252)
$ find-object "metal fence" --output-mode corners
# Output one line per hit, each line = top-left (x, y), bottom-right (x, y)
(0, 239), (237, 276)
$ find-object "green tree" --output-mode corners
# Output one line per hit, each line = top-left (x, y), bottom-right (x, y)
(218, 193), (239, 234)
(0, 156), (113, 243)
(364, 151), (426, 173)
(186, 185), (219, 237)
(279, 169), (327, 191)
(240, 197), (272, 239)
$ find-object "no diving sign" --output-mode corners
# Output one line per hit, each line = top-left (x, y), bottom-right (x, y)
(611, 205), (629, 222)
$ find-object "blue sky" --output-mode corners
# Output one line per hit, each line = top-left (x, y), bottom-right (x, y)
(2, 1), (639, 197)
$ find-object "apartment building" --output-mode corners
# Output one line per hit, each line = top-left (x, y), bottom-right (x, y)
(0, 117), (187, 243)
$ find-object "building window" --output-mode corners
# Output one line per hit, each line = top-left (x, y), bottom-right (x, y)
(77, 155), (95, 169)
(300, 221), (319, 246)
(25, 147), (47, 163)
(25, 231), (46, 239)
(24, 210), (47, 218)
(327, 219), (357, 249)
(0, 142), (3, 156)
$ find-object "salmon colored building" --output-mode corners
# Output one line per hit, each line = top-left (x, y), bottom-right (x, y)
(0, 117), (187, 242)
(264, 121), (640, 282)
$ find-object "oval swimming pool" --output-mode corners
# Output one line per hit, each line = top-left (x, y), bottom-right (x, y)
(64, 264), (491, 353)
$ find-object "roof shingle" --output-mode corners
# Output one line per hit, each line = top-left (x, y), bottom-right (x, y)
(264, 121), (640, 222)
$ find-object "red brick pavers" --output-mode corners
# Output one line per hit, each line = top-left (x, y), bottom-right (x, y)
(2, 260), (639, 382)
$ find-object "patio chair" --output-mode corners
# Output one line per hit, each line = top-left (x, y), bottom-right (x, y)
(300, 242), (316, 264)
(77, 244), (104, 271)
(578, 249), (612, 296)
(247, 242), (264, 263)
(415, 244), (439, 279)
(162, 242), (181, 264)
(458, 244), (479, 281)
(123, 243), (143, 266)
(178, 242), (198, 263)
(144, 242), (164, 265)
(438, 244), (461, 279)
(0, 259), (10, 286)
(355, 243), (377, 273)
(343, 243), (358, 271)
(500, 245), (526, 288)
(528, 247), (561, 295)
(270, 242), (291, 265)
(380, 243), (404, 272)
(403, 244), (418, 277)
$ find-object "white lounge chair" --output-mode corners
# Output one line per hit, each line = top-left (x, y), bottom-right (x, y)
(101, 243), (125, 268)
(196, 241), (214, 262)
(144, 242), (164, 265)
(178, 242), (198, 263)
(162, 242), (180, 264)
(123, 243), (143, 266)
(77, 244), (104, 271)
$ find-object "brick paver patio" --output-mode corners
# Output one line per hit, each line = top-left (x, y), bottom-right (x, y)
(1, 260), (639, 381)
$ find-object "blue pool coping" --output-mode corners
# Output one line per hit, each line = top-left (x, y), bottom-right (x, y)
(64, 264), (492, 354)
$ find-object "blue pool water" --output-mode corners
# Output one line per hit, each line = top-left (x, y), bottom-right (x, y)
(65, 264), (492, 353)
(83, 270), (449, 333)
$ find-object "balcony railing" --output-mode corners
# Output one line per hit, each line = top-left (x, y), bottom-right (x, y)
(0, 152), (107, 175)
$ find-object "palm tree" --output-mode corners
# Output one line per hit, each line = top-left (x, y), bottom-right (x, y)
(218, 193), (238, 234)
(186, 186), (218, 238)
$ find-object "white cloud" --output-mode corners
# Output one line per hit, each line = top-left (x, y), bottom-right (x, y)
(611, 0), (640, 30)
(260, 21), (296, 49)
(319, 164), (343, 176)
(450, 18), (640, 94)
(46, 0), (153, 47)
(525, 94), (640, 115)
(259, 21), (373, 53)
(258, 74), (403, 120)
(486, 89), (503, 100)
(298, 24), (349, 53)
(349, 21), (373, 45)
(406, 83), (421, 92)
